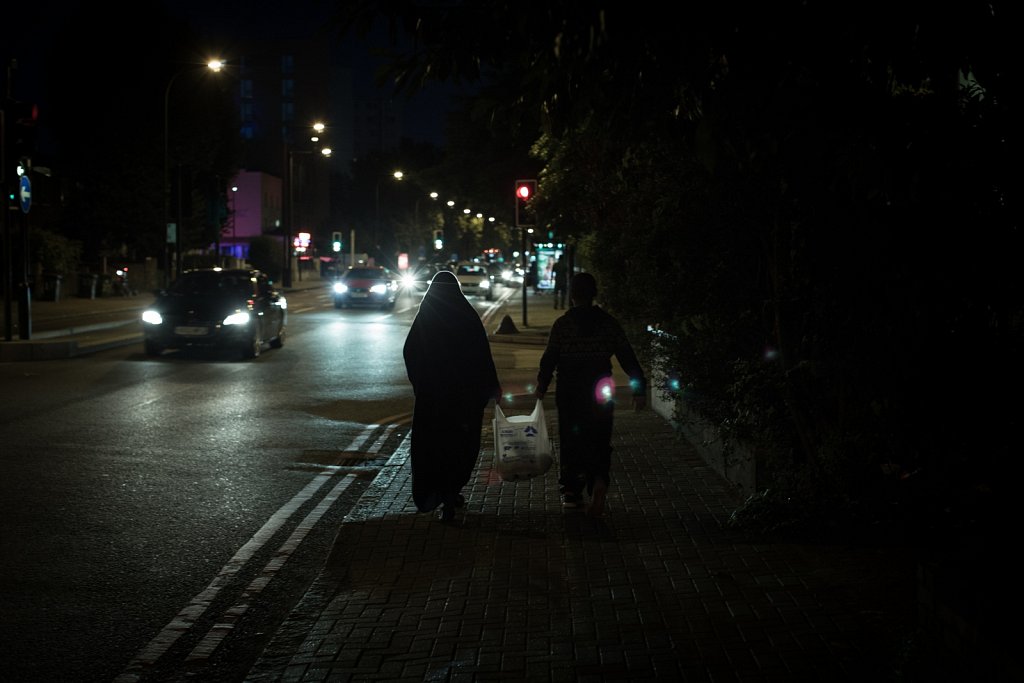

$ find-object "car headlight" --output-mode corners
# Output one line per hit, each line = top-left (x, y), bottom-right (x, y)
(401, 274), (415, 288)
(480, 280), (490, 289)
(370, 283), (387, 294)
(223, 311), (251, 326)
(141, 310), (163, 325)
(333, 283), (348, 294)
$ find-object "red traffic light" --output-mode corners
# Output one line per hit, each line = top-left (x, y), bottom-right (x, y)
(515, 179), (535, 201)
(8, 100), (38, 126)
(12, 101), (39, 125)
(514, 179), (537, 227)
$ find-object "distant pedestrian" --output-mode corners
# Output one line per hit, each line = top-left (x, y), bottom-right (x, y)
(552, 257), (567, 309)
(528, 260), (540, 294)
(404, 270), (502, 522)
(535, 272), (647, 517)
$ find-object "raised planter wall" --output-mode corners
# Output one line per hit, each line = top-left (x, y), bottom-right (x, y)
(646, 329), (757, 498)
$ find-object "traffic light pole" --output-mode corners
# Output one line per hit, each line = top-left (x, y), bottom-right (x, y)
(3, 171), (11, 342)
(17, 208), (30, 340)
(521, 226), (528, 327)
(2, 170), (33, 341)
(4, 61), (39, 340)
(281, 143), (292, 287)
(514, 179), (537, 328)
(2, 107), (10, 341)
(0, 196), (31, 341)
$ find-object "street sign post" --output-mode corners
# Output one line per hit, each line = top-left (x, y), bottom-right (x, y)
(18, 175), (31, 213)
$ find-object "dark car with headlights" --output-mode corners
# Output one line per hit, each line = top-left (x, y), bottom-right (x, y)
(332, 266), (398, 309)
(141, 268), (287, 359)
(400, 262), (444, 296)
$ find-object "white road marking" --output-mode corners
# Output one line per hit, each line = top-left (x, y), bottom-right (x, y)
(114, 424), (382, 681)
(343, 423), (379, 451)
(366, 423), (398, 453)
(186, 473), (358, 661)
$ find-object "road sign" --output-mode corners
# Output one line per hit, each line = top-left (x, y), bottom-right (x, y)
(18, 175), (31, 213)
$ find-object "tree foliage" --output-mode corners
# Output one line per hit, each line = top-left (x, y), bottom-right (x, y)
(30, 228), (82, 280)
(334, 1), (1023, 539)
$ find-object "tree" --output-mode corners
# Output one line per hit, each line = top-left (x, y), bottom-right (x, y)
(333, 1), (1023, 539)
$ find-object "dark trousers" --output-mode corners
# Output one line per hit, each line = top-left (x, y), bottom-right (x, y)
(554, 287), (566, 309)
(555, 387), (614, 496)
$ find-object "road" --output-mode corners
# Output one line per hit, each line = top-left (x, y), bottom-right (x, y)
(0, 284), (515, 682)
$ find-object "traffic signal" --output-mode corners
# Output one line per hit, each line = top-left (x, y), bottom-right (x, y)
(332, 231), (343, 252)
(514, 179), (536, 227)
(433, 229), (444, 251)
(3, 100), (38, 183)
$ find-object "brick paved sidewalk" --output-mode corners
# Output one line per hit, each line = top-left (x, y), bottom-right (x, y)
(247, 399), (921, 682)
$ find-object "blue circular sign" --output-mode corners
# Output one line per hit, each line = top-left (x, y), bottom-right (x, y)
(19, 175), (31, 214)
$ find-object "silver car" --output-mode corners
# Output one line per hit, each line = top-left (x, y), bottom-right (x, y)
(455, 263), (493, 301)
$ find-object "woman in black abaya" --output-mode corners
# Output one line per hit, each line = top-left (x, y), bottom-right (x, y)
(403, 270), (502, 522)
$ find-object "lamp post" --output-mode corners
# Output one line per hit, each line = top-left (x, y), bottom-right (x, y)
(373, 170), (404, 265)
(288, 145), (332, 283)
(282, 122), (329, 287)
(163, 59), (223, 286)
(228, 184), (237, 266)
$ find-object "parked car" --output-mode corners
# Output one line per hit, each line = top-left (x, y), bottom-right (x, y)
(332, 266), (398, 309)
(141, 268), (287, 359)
(455, 262), (493, 301)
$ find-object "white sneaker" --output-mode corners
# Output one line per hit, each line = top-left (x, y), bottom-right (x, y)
(561, 493), (584, 508)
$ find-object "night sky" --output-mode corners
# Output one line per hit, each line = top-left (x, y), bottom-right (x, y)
(2, 0), (464, 149)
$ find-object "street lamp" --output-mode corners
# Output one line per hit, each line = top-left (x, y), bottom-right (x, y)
(163, 59), (224, 285)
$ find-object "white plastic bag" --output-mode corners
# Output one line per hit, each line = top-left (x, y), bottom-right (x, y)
(493, 399), (554, 481)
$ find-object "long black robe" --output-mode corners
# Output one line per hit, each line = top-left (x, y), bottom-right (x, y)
(403, 270), (501, 512)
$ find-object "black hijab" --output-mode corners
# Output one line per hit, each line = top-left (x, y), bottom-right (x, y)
(403, 270), (500, 404)
(415, 270), (480, 331)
